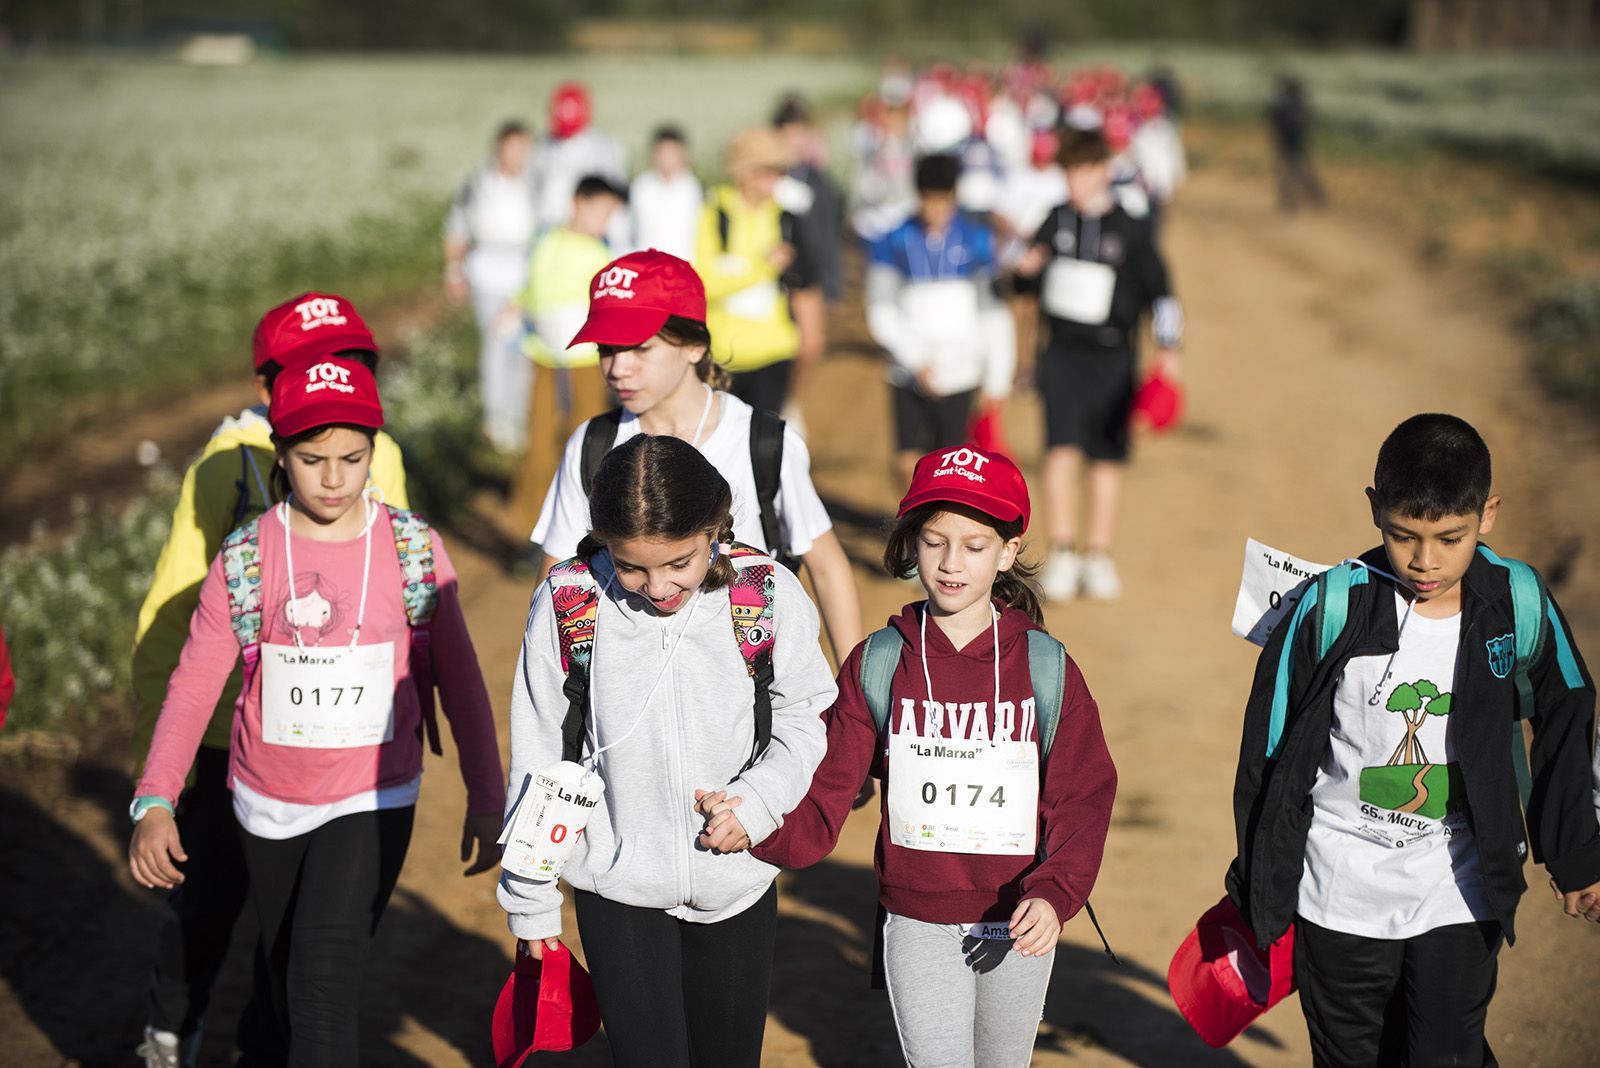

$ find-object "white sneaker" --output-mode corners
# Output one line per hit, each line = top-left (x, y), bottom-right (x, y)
(1041, 549), (1084, 601)
(1082, 551), (1123, 601)
(135, 1027), (200, 1068)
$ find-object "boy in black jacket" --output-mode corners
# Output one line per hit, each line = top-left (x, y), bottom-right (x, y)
(1228, 413), (1599, 1067)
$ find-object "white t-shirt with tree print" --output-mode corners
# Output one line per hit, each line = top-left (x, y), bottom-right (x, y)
(1298, 593), (1496, 938)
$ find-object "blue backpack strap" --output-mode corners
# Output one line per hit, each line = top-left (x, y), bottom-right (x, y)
(1026, 630), (1066, 757)
(1477, 545), (1551, 810)
(221, 517), (265, 653)
(387, 505), (442, 755)
(1316, 564), (1354, 661)
(860, 627), (905, 735)
(548, 557), (601, 763)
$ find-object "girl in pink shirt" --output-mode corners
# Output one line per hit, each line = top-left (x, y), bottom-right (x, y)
(129, 359), (504, 1064)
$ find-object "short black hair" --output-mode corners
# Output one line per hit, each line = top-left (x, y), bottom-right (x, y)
(1373, 413), (1492, 520)
(915, 153), (961, 195)
(651, 124), (687, 146)
(258, 349), (378, 389)
(494, 119), (529, 144)
(574, 174), (627, 203)
(772, 94), (812, 128)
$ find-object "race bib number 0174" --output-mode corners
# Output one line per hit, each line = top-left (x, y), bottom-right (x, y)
(887, 732), (1038, 855)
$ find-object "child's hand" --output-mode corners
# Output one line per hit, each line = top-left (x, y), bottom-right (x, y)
(129, 808), (188, 890)
(693, 789), (751, 853)
(518, 937), (564, 961)
(1153, 348), (1182, 381)
(1008, 897), (1061, 957)
(1016, 245), (1048, 277)
(1551, 876), (1600, 922)
(461, 810), (504, 876)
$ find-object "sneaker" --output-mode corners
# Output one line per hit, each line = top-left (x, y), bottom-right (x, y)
(1082, 551), (1123, 601)
(1041, 549), (1084, 602)
(136, 1029), (181, 1068)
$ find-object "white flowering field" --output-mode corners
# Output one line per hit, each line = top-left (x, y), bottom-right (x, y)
(0, 53), (872, 463)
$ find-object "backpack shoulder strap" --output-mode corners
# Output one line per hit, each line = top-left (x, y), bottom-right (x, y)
(1316, 564), (1355, 661)
(727, 545), (778, 769)
(548, 557), (602, 763)
(1476, 545), (1552, 810)
(747, 408), (788, 563)
(386, 506), (438, 626)
(1026, 630), (1067, 756)
(579, 409), (625, 498)
(221, 517), (265, 650)
(717, 204), (731, 252)
(860, 626), (905, 736)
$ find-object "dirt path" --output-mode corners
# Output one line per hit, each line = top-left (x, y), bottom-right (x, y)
(6, 155), (1600, 1066)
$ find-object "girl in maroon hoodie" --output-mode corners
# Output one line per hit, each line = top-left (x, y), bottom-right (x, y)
(703, 444), (1116, 1067)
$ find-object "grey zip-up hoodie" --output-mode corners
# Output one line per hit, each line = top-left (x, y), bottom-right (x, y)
(498, 552), (837, 940)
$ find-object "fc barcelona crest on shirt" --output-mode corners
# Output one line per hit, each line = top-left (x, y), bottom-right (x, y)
(1485, 632), (1516, 680)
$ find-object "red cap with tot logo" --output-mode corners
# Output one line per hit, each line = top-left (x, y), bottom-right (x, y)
(269, 359), (385, 439)
(898, 445), (1031, 532)
(252, 291), (378, 372)
(568, 250), (707, 350)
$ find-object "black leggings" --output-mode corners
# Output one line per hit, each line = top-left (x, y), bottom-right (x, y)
(238, 806), (413, 1067)
(575, 883), (778, 1068)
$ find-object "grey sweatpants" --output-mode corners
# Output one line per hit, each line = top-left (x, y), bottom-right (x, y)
(882, 911), (1055, 1068)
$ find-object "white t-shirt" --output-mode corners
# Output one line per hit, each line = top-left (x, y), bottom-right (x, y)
(630, 170), (704, 262)
(1298, 593), (1494, 938)
(530, 391), (833, 561)
(233, 774), (421, 841)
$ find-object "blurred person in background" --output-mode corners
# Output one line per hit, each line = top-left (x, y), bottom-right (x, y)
(993, 129), (1067, 387)
(1269, 74), (1326, 213)
(533, 81), (629, 241)
(850, 65), (918, 245)
(696, 127), (817, 417)
(773, 94), (844, 429)
(444, 120), (538, 453)
(866, 154), (1014, 483)
(629, 125), (702, 262)
(1018, 129), (1182, 604)
(1129, 81), (1187, 240)
(506, 176), (628, 535)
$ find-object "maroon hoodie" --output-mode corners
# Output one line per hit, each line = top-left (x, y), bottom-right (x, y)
(752, 600), (1116, 925)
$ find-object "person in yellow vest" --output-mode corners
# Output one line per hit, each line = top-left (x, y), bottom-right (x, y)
(696, 127), (819, 417)
(506, 176), (627, 533)
(131, 292), (409, 1068)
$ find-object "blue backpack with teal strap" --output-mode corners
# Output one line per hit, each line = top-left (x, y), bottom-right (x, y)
(1273, 545), (1547, 807)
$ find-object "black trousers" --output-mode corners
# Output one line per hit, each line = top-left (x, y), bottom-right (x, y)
(574, 883), (778, 1068)
(146, 745), (281, 1056)
(1294, 915), (1502, 1068)
(891, 384), (976, 455)
(728, 360), (794, 416)
(238, 806), (413, 1067)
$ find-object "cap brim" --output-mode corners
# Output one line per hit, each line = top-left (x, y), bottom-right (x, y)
(272, 398), (384, 440)
(1166, 924), (1269, 1049)
(896, 487), (1025, 525)
(569, 306), (672, 349)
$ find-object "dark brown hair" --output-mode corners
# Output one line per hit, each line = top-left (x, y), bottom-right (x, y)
(1058, 127), (1111, 169)
(578, 434), (737, 590)
(270, 424), (378, 504)
(883, 502), (1044, 625)
(598, 315), (729, 391)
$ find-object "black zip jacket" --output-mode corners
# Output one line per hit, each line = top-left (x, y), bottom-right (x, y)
(1226, 545), (1599, 948)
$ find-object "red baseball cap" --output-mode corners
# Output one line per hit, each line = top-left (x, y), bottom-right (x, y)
(898, 445), (1030, 532)
(269, 358), (384, 438)
(491, 943), (601, 1065)
(1131, 368), (1184, 432)
(569, 250), (707, 350)
(549, 82), (591, 140)
(252, 292), (377, 372)
(1168, 896), (1296, 1049)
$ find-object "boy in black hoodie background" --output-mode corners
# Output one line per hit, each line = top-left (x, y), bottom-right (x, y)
(1228, 413), (1600, 1068)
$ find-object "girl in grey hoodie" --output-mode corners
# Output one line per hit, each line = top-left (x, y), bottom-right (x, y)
(499, 434), (837, 1066)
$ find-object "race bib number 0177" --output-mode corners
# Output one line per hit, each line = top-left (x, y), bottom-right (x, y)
(887, 732), (1038, 855)
(259, 641), (395, 749)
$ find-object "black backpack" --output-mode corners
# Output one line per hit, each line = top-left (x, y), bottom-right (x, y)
(578, 405), (800, 572)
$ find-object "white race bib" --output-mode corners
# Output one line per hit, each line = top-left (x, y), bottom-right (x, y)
(901, 279), (982, 343)
(723, 279), (780, 322)
(500, 761), (603, 882)
(259, 641), (395, 749)
(887, 732), (1039, 855)
(1231, 538), (1334, 646)
(1041, 257), (1117, 324)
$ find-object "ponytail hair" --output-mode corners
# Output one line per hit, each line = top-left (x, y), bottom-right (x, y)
(882, 502), (1045, 625)
(577, 434), (738, 590)
(659, 315), (731, 391)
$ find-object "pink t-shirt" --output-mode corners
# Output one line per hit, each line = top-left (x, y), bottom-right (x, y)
(137, 507), (504, 814)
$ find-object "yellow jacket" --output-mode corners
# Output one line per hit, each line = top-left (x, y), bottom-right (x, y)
(131, 408), (409, 767)
(517, 227), (613, 369)
(695, 185), (799, 372)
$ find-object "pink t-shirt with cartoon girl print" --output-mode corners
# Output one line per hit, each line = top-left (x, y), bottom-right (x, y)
(136, 507), (504, 814)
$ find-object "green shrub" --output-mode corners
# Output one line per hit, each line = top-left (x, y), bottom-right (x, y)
(1530, 279), (1600, 404)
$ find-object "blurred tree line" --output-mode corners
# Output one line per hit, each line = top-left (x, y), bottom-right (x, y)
(4, 0), (1410, 50)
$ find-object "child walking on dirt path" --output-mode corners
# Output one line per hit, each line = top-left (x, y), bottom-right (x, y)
(866, 153), (1014, 484)
(1227, 414), (1600, 1067)
(1018, 128), (1182, 604)
(529, 249), (864, 664)
(128, 360), (504, 1066)
(731, 444), (1117, 1068)
(499, 433), (838, 1068)
(129, 293), (411, 1067)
